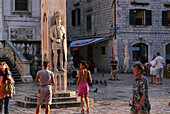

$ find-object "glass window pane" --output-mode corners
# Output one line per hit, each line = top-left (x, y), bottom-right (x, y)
(15, 0), (28, 11)
(135, 10), (144, 25)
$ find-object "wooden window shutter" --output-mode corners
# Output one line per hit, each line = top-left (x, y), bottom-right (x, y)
(146, 10), (152, 25)
(77, 8), (81, 25)
(87, 15), (92, 30)
(162, 11), (168, 26)
(129, 9), (135, 25)
(72, 10), (76, 26)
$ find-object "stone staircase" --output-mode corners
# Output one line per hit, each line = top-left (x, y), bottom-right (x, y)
(15, 91), (81, 108)
(0, 57), (22, 83)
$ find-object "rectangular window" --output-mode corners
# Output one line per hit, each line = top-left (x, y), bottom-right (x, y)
(72, 8), (81, 26)
(101, 46), (106, 55)
(15, 0), (28, 11)
(135, 10), (145, 25)
(87, 14), (92, 30)
(130, 9), (152, 25)
(162, 11), (170, 26)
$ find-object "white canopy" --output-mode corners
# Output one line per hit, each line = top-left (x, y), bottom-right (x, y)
(70, 35), (111, 47)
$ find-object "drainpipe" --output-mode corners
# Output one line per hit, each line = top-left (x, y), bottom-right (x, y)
(114, 0), (117, 39)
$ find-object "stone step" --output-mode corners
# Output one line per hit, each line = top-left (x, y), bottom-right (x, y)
(34, 91), (76, 97)
(13, 76), (21, 79)
(12, 73), (21, 77)
(14, 79), (22, 82)
(0, 58), (9, 61)
(10, 70), (19, 73)
(25, 95), (80, 102)
(15, 100), (81, 108)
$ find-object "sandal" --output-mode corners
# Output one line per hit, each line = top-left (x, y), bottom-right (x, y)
(81, 109), (84, 114)
(87, 108), (90, 113)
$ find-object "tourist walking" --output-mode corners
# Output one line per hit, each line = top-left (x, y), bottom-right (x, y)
(149, 55), (156, 83)
(0, 62), (14, 114)
(35, 61), (55, 114)
(130, 63), (151, 114)
(154, 52), (165, 84)
(76, 61), (92, 113)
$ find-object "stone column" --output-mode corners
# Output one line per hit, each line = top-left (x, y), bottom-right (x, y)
(113, 39), (119, 68)
(41, 0), (67, 92)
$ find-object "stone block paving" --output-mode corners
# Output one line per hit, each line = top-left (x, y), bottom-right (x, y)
(8, 73), (170, 114)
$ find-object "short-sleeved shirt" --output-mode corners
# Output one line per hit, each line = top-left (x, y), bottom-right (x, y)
(110, 60), (118, 70)
(150, 60), (156, 71)
(37, 70), (54, 86)
(131, 75), (151, 112)
(154, 56), (165, 69)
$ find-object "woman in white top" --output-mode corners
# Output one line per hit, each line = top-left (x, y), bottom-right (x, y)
(149, 55), (156, 83)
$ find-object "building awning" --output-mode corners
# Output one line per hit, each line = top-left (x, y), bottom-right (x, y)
(70, 35), (111, 48)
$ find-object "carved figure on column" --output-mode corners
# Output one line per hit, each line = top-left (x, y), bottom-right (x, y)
(50, 13), (66, 72)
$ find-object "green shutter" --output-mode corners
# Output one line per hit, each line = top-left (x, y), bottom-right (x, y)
(129, 9), (135, 25)
(77, 8), (81, 25)
(162, 11), (168, 26)
(146, 10), (152, 25)
(72, 10), (76, 26)
(87, 15), (91, 30)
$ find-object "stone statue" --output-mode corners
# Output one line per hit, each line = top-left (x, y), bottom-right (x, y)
(50, 13), (66, 72)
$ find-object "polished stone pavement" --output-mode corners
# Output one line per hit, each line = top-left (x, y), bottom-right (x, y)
(7, 73), (170, 114)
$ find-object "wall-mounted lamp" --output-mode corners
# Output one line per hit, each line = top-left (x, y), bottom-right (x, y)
(110, 26), (114, 34)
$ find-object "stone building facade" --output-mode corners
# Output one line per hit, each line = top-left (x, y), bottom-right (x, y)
(67, 0), (116, 72)
(1, 0), (41, 41)
(67, 0), (170, 72)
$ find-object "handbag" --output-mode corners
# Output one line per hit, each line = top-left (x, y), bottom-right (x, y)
(87, 71), (92, 87)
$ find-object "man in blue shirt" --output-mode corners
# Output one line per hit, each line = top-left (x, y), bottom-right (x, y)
(131, 63), (151, 114)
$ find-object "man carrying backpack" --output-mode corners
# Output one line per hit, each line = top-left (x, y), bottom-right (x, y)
(35, 61), (55, 114)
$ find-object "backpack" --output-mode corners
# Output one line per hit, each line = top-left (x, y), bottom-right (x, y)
(3, 80), (13, 95)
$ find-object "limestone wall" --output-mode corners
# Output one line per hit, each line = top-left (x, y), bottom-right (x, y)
(3, 0), (41, 40)
(67, 0), (114, 39)
(117, 0), (170, 69)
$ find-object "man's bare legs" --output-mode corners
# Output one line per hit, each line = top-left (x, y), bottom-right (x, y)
(150, 75), (153, 83)
(45, 105), (50, 114)
(36, 105), (41, 114)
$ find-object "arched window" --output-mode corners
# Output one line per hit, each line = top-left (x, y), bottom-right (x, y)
(15, 0), (28, 11)
(166, 43), (170, 64)
(132, 43), (148, 64)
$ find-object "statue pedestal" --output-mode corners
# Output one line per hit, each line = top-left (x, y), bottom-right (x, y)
(53, 71), (67, 93)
